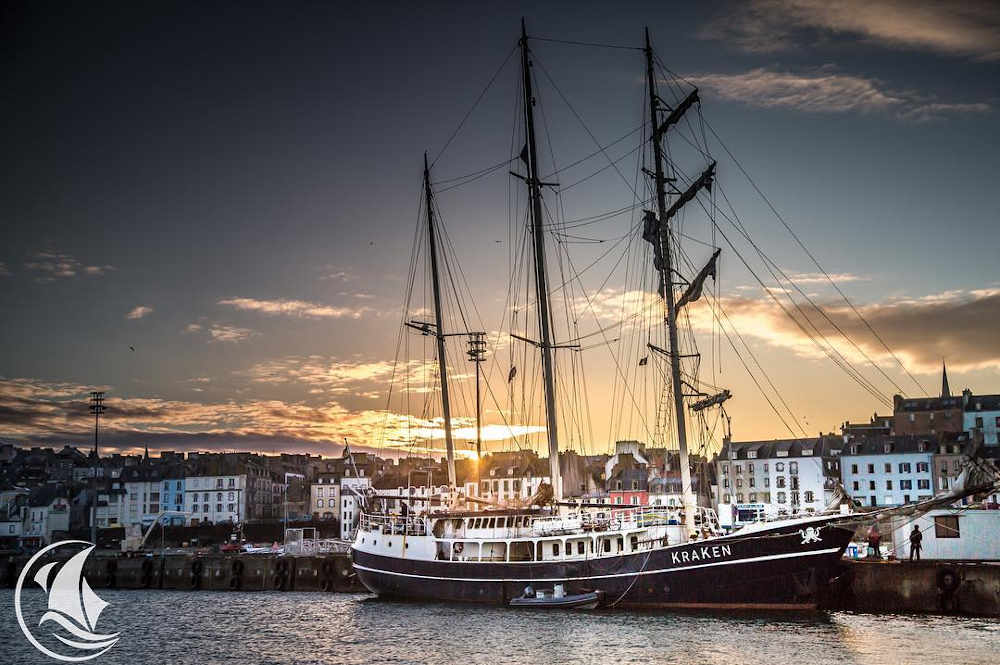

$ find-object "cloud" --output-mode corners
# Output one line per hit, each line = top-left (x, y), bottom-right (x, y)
(183, 323), (203, 333)
(689, 66), (992, 121)
(688, 67), (991, 120)
(701, 0), (1000, 61)
(24, 251), (115, 283)
(319, 269), (357, 282)
(126, 305), (154, 320)
(218, 297), (371, 319)
(683, 288), (1000, 374)
(0, 376), (542, 455)
(782, 272), (868, 285)
(209, 324), (256, 343)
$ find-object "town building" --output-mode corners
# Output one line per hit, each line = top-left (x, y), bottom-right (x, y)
(716, 436), (839, 527)
(840, 435), (937, 507)
(21, 484), (70, 548)
(310, 472), (342, 520)
(964, 391), (1000, 445)
(888, 509), (1000, 560)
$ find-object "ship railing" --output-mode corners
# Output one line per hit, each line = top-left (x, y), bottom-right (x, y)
(359, 511), (427, 536)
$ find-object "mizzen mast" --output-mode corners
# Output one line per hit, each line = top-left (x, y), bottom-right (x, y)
(520, 19), (562, 501)
(644, 28), (712, 533)
(423, 153), (457, 488)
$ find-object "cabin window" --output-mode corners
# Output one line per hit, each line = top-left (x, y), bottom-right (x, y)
(509, 541), (533, 561)
(630, 536), (638, 551)
(498, 517), (507, 529)
(552, 542), (560, 557)
(934, 516), (960, 538)
(577, 541), (585, 555)
(603, 539), (611, 553)
(487, 518), (496, 529)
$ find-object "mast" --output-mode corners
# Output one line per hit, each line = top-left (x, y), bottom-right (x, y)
(520, 19), (562, 501)
(644, 28), (696, 532)
(423, 153), (457, 488)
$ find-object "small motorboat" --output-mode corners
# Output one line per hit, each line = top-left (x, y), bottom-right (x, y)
(509, 584), (603, 610)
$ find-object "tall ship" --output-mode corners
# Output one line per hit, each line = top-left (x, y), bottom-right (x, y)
(350, 21), (998, 609)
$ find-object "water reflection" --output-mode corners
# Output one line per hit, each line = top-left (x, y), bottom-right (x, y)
(1, 590), (996, 665)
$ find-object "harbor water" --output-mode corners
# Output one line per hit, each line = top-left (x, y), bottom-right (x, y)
(2, 590), (998, 665)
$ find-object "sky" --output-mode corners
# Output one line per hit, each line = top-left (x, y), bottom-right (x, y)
(2, 1), (999, 460)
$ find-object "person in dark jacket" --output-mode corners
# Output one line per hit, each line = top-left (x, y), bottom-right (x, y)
(909, 524), (923, 561)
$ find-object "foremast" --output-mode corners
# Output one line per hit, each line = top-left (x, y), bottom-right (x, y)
(644, 28), (710, 533)
(520, 19), (562, 501)
(423, 153), (457, 488)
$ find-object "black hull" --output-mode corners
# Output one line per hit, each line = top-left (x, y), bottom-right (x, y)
(352, 518), (854, 609)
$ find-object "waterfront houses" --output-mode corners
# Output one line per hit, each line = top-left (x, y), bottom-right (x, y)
(840, 435), (936, 507)
(715, 436), (838, 527)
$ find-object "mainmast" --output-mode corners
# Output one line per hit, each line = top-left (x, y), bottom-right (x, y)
(423, 153), (457, 488)
(644, 28), (697, 532)
(520, 19), (562, 501)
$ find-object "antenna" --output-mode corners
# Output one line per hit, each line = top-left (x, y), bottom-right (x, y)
(89, 391), (106, 546)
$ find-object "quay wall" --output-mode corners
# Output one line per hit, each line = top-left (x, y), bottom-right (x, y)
(833, 560), (1000, 616)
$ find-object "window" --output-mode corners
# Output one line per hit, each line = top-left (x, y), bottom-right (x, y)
(630, 496), (639, 505)
(203, 504), (209, 513)
(736, 478), (743, 488)
(192, 504), (199, 513)
(899, 463), (911, 473)
(764, 477), (770, 488)
(227, 503), (234, 512)
(869, 480), (876, 490)
(748, 450), (757, 459)
(918, 479), (930, 490)
(884, 463), (891, 473)
(216, 492), (222, 501)
(228, 478), (235, 487)
(916, 462), (929, 473)
(804, 491), (814, 502)
(747, 464), (754, 474)
(763, 463), (769, 472)
(615, 496), (622, 505)
(975, 416), (984, 428)
(749, 493), (757, 502)
(776, 463), (784, 472)
(631, 480), (638, 490)
(721, 464), (729, 475)
(851, 464), (858, 474)
(867, 464), (875, 474)
(734, 464), (742, 474)
(934, 515), (960, 538)
(777, 492), (786, 504)
(216, 504), (223, 512)
(203, 493), (210, 502)
(552, 543), (560, 557)
(216, 479), (223, 488)
(723, 478), (729, 488)
(317, 499), (324, 508)
(776, 476), (786, 488)
(886, 480), (893, 490)
(789, 462), (798, 474)
(228, 492), (234, 501)
(577, 541), (585, 555)
(749, 477), (755, 487)
(900, 480), (913, 490)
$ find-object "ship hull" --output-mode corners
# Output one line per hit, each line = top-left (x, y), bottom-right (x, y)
(351, 517), (854, 609)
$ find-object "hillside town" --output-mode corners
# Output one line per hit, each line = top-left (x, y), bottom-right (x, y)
(3, 367), (998, 554)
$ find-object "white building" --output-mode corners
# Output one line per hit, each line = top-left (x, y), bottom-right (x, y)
(889, 509), (1000, 560)
(340, 476), (371, 539)
(185, 474), (248, 526)
(22, 485), (70, 548)
(716, 437), (837, 528)
(95, 479), (127, 528)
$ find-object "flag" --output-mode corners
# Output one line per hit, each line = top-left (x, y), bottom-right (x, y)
(676, 249), (720, 310)
(508, 365), (517, 382)
(519, 144), (529, 166)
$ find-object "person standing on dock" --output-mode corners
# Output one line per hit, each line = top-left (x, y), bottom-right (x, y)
(909, 525), (923, 561)
(867, 523), (881, 560)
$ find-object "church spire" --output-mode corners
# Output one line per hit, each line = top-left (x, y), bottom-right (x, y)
(941, 361), (951, 398)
